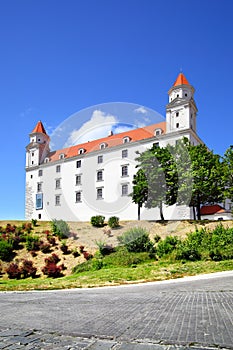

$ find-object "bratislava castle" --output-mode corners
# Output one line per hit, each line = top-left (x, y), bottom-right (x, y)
(25, 73), (203, 221)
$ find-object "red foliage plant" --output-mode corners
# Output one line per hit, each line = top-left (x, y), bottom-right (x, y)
(6, 263), (21, 279)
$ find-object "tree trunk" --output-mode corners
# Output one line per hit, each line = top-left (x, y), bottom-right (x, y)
(197, 194), (201, 220)
(159, 201), (165, 221)
(138, 204), (141, 221)
(192, 206), (196, 220)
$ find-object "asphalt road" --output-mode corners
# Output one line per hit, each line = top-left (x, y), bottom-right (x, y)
(0, 271), (233, 349)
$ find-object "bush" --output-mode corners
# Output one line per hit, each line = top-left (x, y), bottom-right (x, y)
(108, 216), (119, 228)
(31, 219), (37, 227)
(91, 215), (105, 227)
(157, 236), (180, 258)
(39, 241), (51, 253)
(21, 260), (37, 278)
(83, 251), (93, 260)
(42, 262), (63, 278)
(103, 247), (152, 267)
(51, 219), (70, 239)
(154, 234), (161, 243)
(60, 241), (69, 254)
(45, 253), (60, 264)
(175, 241), (201, 261)
(0, 239), (13, 261)
(6, 263), (21, 279)
(96, 241), (114, 256)
(25, 234), (40, 251)
(117, 227), (154, 253)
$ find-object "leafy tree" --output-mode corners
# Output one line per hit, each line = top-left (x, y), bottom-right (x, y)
(223, 146), (233, 204)
(131, 169), (148, 220)
(135, 145), (178, 221)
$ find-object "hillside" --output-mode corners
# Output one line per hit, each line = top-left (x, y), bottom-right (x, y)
(1, 219), (233, 280)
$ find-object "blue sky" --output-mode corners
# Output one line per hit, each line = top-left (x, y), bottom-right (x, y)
(0, 0), (233, 220)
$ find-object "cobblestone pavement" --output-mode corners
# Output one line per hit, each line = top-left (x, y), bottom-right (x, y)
(0, 271), (233, 349)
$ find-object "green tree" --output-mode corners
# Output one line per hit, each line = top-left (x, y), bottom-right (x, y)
(131, 169), (148, 220)
(187, 144), (224, 220)
(223, 146), (233, 204)
(135, 145), (178, 221)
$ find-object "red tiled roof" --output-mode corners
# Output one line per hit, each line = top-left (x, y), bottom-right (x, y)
(31, 121), (47, 134)
(173, 73), (190, 87)
(200, 205), (226, 215)
(47, 121), (166, 162)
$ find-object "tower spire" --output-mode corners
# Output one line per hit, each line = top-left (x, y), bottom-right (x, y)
(173, 72), (190, 87)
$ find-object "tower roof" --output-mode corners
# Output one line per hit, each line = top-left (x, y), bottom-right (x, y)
(31, 121), (47, 134)
(173, 73), (190, 87)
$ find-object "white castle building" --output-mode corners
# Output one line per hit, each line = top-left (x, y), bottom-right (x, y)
(25, 73), (204, 221)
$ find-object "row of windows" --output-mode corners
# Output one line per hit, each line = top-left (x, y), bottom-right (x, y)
(42, 149), (129, 167)
(54, 184), (129, 206)
(37, 165), (129, 192)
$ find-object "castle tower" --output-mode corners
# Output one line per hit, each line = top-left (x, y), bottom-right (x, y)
(26, 121), (50, 167)
(166, 73), (198, 133)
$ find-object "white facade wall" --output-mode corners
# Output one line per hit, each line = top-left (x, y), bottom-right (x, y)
(26, 132), (195, 222)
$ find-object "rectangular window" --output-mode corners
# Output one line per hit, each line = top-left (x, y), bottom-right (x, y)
(38, 169), (43, 177)
(122, 149), (128, 158)
(76, 191), (81, 202)
(55, 195), (61, 206)
(153, 142), (159, 148)
(98, 155), (103, 164)
(55, 179), (61, 189)
(36, 193), (43, 210)
(37, 182), (42, 192)
(97, 170), (103, 181)
(76, 160), (81, 168)
(122, 184), (128, 196)
(122, 165), (128, 177)
(97, 188), (103, 200)
(76, 175), (81, 185)
(56, 165), (61, 173)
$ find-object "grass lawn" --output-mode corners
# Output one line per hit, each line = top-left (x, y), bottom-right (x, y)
(1, 259), (233, 291)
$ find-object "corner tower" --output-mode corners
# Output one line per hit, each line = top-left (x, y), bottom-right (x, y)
(26, 121), (50, 168)
(166, 73), (198, 133)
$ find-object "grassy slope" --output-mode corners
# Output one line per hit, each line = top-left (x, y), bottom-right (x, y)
(0, 220), (233, 291)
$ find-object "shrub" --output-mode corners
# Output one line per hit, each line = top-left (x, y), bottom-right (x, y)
(22, 222), (32, 233)
(117, 227), (154, 253)
(31, 219), (38, 227)
(51, 219), (70, 239)
(175, 241), (201, 261)
(72, 249), (80, 258)
(47, 235), (56, 245)
(157, 236), (180, 258)
(60, 241), (69, 254)
(45, 253), (60, 264)
(42, 262), (62, 278)
(83, 251), (93, 260)
(6, 263), (21, 279)
(21, 260), (37, 278)
(103, 247), (152, 267)
(154, 234), (161, 243)
(0, 239), (13, 261)
(91, 215), (105, 227)
(108, 216), (119, 228)
(39, 241), (51, 253)
(25, 234), (40, 251)
(79, 245), (85, 253)
(96, 240), (114, 256)
(91, 258), (103, 271)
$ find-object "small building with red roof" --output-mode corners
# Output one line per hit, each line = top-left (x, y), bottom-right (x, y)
(200, 205), (232, 221)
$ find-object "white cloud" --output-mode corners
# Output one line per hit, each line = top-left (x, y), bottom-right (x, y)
(134, 106), (148, 115)
(64, 110), (118, 147)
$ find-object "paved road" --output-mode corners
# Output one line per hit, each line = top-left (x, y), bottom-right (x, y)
(0, 271), (233, 349)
